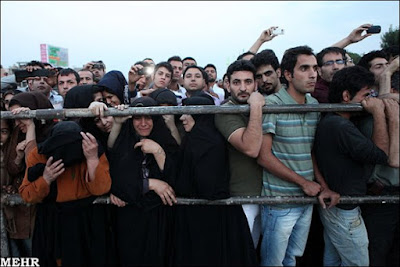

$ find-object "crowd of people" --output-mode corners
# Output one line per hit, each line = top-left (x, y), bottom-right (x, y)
(1, 23), (399, 266)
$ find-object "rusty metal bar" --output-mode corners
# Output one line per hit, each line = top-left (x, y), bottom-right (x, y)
(1, 194), (398, 206)
(0, 104), (363, 119)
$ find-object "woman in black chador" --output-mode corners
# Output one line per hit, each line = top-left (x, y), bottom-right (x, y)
(170, 94), (257, 266)
(107, 97), (179, 266)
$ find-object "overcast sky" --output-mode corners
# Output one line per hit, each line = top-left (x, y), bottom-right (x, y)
(1, 1), (399, 80)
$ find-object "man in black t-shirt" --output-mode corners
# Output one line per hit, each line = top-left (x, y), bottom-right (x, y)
(314, 66), (399, 266)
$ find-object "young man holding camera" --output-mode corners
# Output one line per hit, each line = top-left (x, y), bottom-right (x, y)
(83, 60), (106, 83)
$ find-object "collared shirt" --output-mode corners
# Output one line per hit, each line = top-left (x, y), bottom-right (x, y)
(261, 88), (320, 198)
(211, 84), (226, 102)
(170, 85), (187, 106)
(49, 90), (64, 109)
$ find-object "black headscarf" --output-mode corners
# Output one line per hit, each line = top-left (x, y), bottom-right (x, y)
(98, 70), (128, 104)
(37, 121), (84, 167)
(62, 84), (108, 153)
(109, 97), (179, 208)
(63, 84), (104, 109)
(28, 121), (84, 188)
(176, 95), (230, 200)
(149, 88), (178, 106)
(8, 91), (55, 143)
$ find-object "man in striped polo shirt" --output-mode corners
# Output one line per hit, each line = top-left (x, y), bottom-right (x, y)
(257, 46), (339, 266)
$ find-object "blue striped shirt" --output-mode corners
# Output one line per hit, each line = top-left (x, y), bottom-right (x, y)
(261, 88), (320, 197)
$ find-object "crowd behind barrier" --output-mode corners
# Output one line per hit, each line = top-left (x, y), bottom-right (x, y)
(1, 23), (399, 266)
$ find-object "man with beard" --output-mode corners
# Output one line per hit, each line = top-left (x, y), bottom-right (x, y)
(251, 49), (283, 96)
(215, 60), (265, 248)
(167, 56), (186, 105)
(312, 47), (347, 103)
(204, 64), (225, 102)
(358, 50), (390, 92)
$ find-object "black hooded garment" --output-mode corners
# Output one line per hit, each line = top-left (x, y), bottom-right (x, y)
(108, 97), (179, 266)
(29, 121), (116, 267)
(63, 84), (104, 109)
(63, 84), (109, 152)
(97, 70), (128, 104)
(170, 95), (258, 266)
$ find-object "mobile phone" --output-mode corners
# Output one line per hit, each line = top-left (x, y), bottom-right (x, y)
(366, 25), (381, 34)
(138, 67), (154, 76)
(14, 69), (50, 83)
(272, 28), (284, 35)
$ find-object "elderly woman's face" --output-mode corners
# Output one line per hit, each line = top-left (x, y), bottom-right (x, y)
(132, 115), (153, 137)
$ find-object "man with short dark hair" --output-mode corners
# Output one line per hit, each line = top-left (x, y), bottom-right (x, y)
(84, 60), (106, 83)
(143, 57), (155, 67)
(182, 65), (207, 98)
(237, 51), (255, 61)
(358, 50), (390, 86)
(78, 69), (95, 85)
(215, 60), (265, 248)
(167, 56), (186, 105)
(312, 47), (347, 103)
(251, 49), (282, 96)
(182, 57), (197, 71)
(314, 66), (399, 266)
(257, 46), (339, 266)
(26, 65), (63, 109)
(204, 64), (225, 102)
(151, 62), (173, 90)
(57, 68), (80, 98)
(354, 57), (399, 266)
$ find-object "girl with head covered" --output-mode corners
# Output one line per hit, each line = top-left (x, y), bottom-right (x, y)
(64, 84), (113, 151)
(18, 120), (112, 266)
(2, 91), (55, 257)
(63, 84), (118, 265)
(97, 70), (129, 107)
(107, 96), (179, 266)
(149, 88), (182, 145)
(170, 94), (258, 266)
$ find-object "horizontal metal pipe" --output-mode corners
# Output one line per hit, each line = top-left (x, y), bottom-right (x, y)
(1, 194), (398, 206)
(1, 104), (363, 119)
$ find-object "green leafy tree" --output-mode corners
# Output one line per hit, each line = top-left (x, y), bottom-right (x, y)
(380, 25), (399, 49)
(347, 51), (362, 64)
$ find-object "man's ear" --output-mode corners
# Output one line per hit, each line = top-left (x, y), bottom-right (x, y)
(317, 67), (322, 77)
(284, 70), (292, 82)
(276, 68), (281, 78)
(342, 90), (351, 103)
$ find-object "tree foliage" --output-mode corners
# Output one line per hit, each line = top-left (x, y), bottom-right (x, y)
(380, 25), (399, 49)
(347, 51), (362, 64)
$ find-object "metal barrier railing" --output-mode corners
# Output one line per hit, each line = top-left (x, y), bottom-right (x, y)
(0, 103), (363, 119)
(1, 194), (399, 206)
(1, 103), (397, 207)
